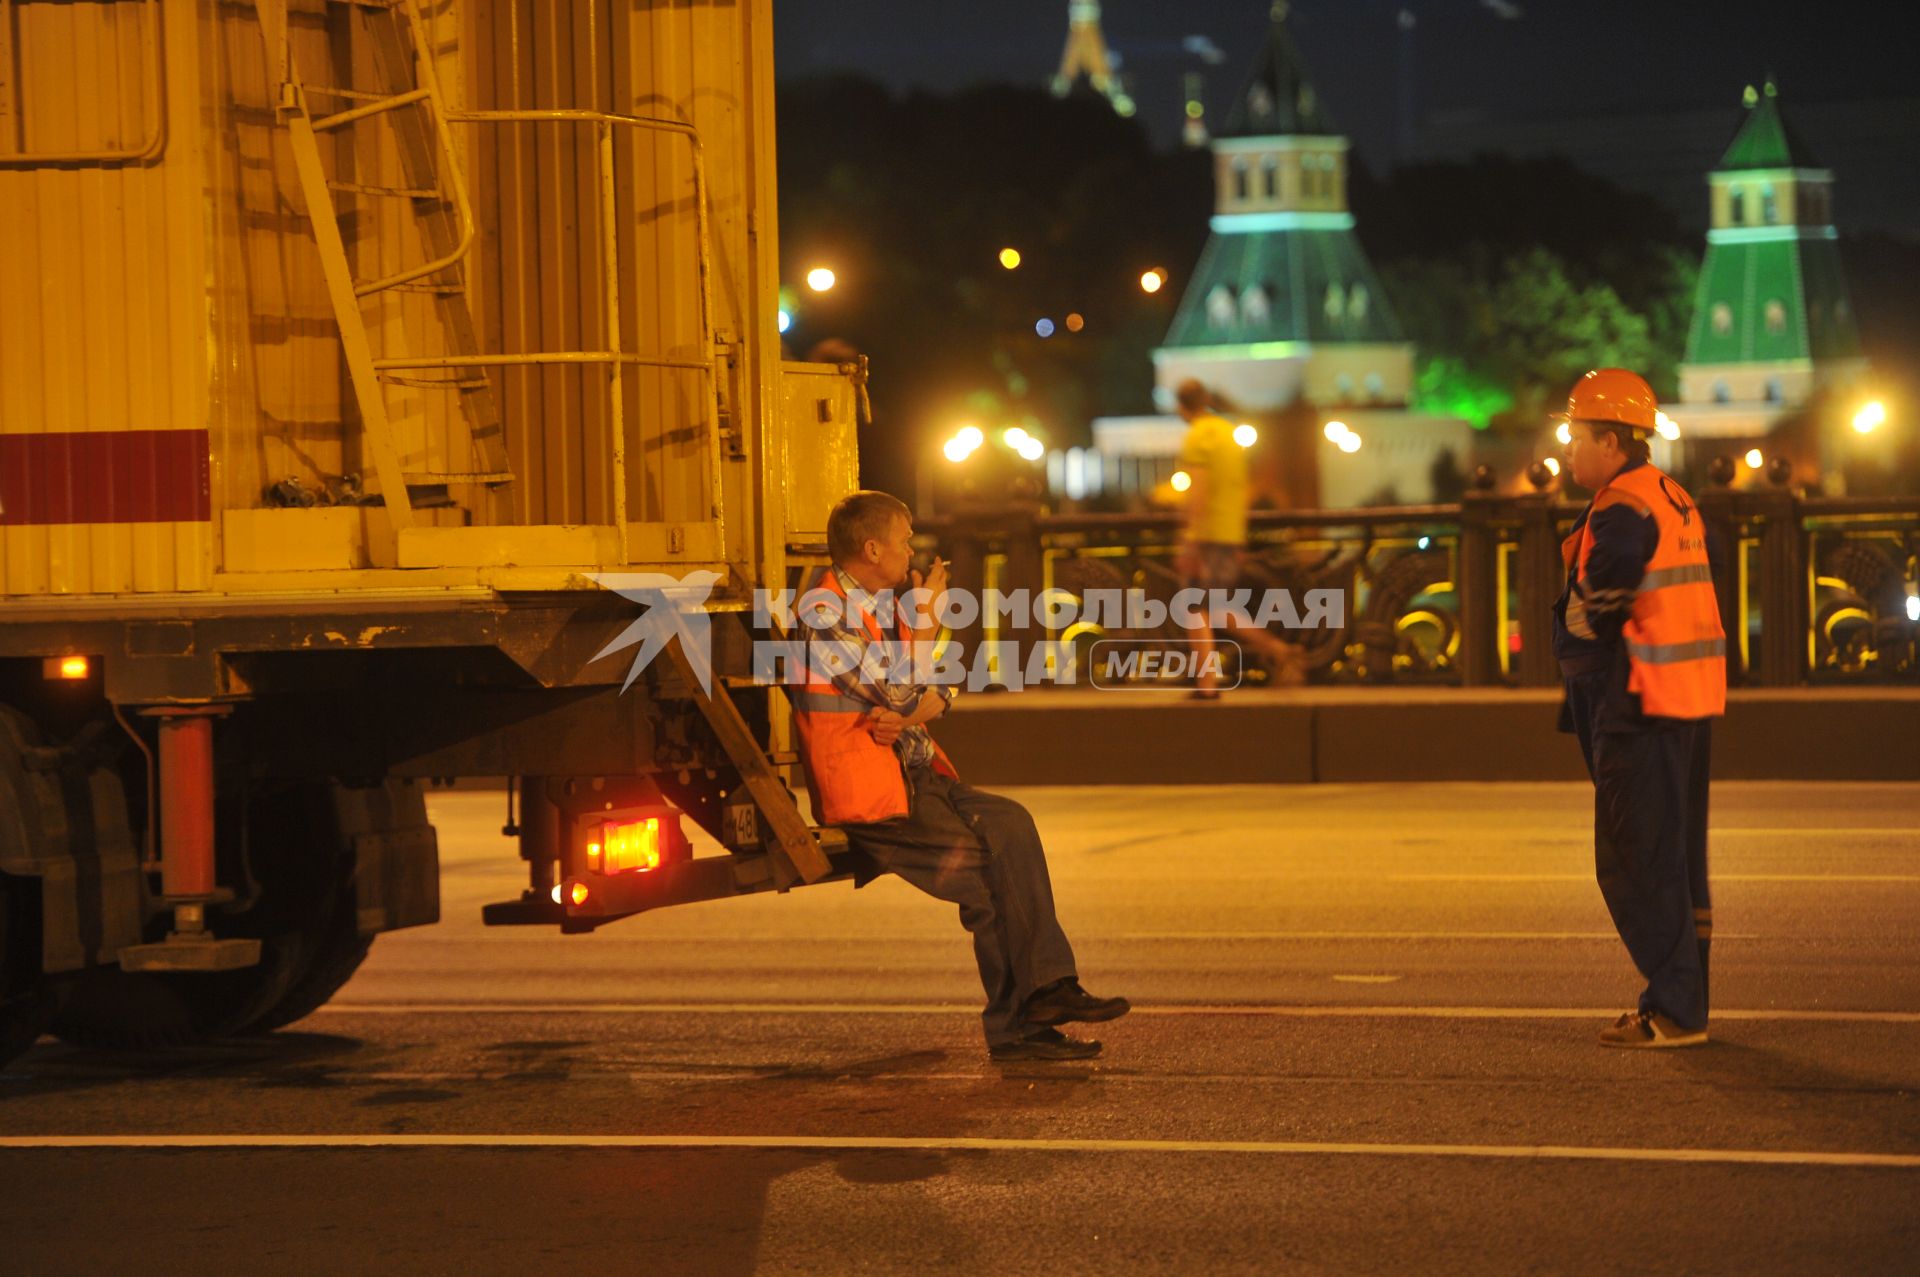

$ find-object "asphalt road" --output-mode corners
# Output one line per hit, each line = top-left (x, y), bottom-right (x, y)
(4, 783), (1918, 1275)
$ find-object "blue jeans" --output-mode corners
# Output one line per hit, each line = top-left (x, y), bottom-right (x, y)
(843, 767), (1079, 1046)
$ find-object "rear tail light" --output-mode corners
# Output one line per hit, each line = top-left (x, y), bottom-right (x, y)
(587, 817), (662, 874)
(44, 655), (91, 680)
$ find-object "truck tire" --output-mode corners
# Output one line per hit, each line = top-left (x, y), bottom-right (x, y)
(48, 780), (355, 1051)
(0, 872), (55, 1069)
(247, 918), (373, 1034)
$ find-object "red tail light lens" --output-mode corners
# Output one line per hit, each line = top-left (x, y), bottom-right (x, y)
(597, 817), (662, 874)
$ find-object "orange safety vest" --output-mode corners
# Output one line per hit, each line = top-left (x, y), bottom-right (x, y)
(791, 568), (957, 825)
(1563, 463), (1726, 719)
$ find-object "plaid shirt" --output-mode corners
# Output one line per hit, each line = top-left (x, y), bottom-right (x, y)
(802, 568), (938, 769)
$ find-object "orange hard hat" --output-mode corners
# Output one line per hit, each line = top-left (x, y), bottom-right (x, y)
(1568, 368), (1658, 433)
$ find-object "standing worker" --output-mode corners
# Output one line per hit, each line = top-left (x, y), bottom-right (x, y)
(1172, 378), (1303, 698)
(1555, 368), (1724, 1048)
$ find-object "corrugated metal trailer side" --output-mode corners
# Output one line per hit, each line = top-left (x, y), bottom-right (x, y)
(1, 0), (850, 595)
(0, 0), (865, 1062)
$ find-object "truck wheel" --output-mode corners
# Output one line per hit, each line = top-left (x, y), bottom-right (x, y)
(0, 872), (55, 1069)
(48, 780), (354, 1051)
(247, 916), (373, 1034)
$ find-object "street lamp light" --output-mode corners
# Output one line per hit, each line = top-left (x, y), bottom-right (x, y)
(943, 424), (985, 464)
(805, 267), (836, 292)
(1139, 268), (1166, 294)
(998, 247), (1022, 270)
(1233, 423), (1257, 448)
(1744, 448), (1765, 470)
(1853, 401), (1887, 435)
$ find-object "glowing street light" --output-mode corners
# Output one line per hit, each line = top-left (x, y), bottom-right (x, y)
(1555, 420), (1573, 447)
(943, 424), (985, 464)
(1323, 420), (1350, 443)
(1336, 432), (1362, 454)
(1544, 457), (1562, 476)
(1065, 313), (1085, 333)
(1655, 411), (1680, 441)
(1908, 594), (1920, 624)
(1170, 470), (1192, 493)
(1035, 317), (1056, 338)
(1744, 448), (1764, 470)
(1003, 426), (1031, 448)
(1233, 423), (1258, 448)
(805, 267), (836, 292)
(998, 247), (1022, 270)
(1016, 437), (1046, 462)
(1139, 269), (1166, 294)
(777, 309), (792, 334)
(1853, 400), (1887, 434)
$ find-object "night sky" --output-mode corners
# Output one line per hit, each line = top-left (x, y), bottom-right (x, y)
(775, 0), (1920, 231)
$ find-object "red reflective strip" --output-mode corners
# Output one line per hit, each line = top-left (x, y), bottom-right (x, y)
(0, 429), (211, 525)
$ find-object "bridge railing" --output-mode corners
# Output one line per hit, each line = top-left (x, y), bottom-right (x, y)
(917, 485), (1919, 689)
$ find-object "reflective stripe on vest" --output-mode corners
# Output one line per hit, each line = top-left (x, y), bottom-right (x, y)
(1628, 637), (1728, 664)
(1638, 563), (1715, 594)
(790, 568), (956, 825)
(1575, 464), (1726, 719)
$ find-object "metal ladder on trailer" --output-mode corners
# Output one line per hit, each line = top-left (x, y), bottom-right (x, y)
(260, 0), (516, 530)
(255, 0), (830, 886)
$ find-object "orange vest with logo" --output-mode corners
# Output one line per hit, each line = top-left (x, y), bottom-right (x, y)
(792, 569), (957, 825)
(1563, 464), (1726, 719)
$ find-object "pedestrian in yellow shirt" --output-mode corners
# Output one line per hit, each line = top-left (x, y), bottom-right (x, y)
(1173, 379), (1303, 698)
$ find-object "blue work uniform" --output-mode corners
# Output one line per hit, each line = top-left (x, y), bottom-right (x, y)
(1554, 459), (1717, 1031)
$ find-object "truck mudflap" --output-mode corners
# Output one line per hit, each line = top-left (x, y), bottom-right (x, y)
(0, 708), (143, 974)
(336, 780), (441, 936)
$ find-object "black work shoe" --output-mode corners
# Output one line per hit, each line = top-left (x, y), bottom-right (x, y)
(1023, 979), (1131, 1027)
(989, 1027), (1102, 1062)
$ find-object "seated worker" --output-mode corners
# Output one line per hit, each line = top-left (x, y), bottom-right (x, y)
(794, 490), (1129, 1061)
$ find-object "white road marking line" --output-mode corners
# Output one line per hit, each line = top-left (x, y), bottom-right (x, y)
(1118, 931), (1761, 940)
(1388, 874), (1920, 884)
(1, 1132), (1914, 1168)
(314, 1003), (1920, 1023)
(1698, 829), (1920, 837)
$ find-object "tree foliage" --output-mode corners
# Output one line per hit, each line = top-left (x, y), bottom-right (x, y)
(777, 77), (1209, 494)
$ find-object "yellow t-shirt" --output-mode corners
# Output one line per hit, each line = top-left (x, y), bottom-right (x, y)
(1177, 413), (1249, 545)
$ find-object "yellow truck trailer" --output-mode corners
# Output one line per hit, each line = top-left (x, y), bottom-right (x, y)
(0, 0), (862, 1062)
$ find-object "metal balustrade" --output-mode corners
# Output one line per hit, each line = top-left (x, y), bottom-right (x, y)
(920, 485), (1920, 689)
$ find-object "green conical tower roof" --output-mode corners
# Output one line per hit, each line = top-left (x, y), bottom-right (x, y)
(1717, 82), (1823, 171)
(1162, 233), (1405, 349)
(1217, 2), (1339, 139)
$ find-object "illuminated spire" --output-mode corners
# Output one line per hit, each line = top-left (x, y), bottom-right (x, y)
(1051, 0), (1134, 117)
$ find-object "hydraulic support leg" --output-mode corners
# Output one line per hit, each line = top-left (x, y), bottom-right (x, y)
(119, 708), (261, 973)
